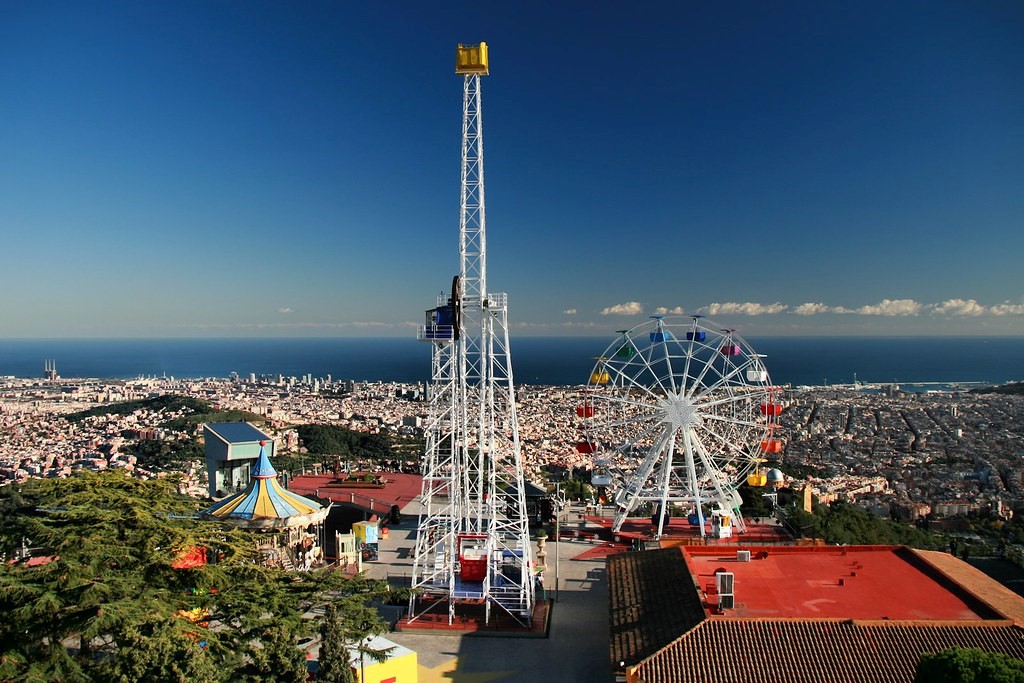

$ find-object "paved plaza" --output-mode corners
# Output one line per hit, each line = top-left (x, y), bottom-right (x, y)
(363, 502), (614, 683)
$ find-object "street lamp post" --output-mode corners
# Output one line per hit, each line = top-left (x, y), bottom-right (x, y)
(359, 634), (368, 683)
(555, 482), (561, 602)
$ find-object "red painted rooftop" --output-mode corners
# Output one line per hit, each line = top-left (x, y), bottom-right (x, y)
(287, 472), (422, 516)
(684, 545), (998, 622)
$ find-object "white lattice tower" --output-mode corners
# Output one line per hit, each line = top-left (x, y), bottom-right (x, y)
(410, 43), (534, 627)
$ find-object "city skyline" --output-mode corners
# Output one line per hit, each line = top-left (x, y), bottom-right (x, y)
(2, 2), (1022, 338)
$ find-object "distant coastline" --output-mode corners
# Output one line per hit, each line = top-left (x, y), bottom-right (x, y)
(0, 336), (1021, 389)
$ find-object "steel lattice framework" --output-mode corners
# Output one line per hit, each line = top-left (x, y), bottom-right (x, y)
(409, 45), (534, 627)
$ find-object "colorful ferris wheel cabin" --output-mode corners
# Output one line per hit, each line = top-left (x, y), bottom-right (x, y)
(615, 344), (635, 358)
(747, 368), (769, 382)
(747, 470), (768, 487)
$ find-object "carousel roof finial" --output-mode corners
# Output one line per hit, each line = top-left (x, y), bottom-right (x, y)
(250, 440), (278, 479)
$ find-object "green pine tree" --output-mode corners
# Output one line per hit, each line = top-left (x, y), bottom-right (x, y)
(0, 471), (390, 682)
(317, 603), (353, 683)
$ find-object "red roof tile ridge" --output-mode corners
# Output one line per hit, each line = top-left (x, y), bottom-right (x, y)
(846, 618), (1016, 628)
(705, 616), (1015, 627)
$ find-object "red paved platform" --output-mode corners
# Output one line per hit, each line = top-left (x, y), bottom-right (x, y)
(395, 597), (550, 637)
(287, 472), (422, 517)
(559, 516), (794, 561)
(684, 545), (998, 621)
(571, 515), (791, 544)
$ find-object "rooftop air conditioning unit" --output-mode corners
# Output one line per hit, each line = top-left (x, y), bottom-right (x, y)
(737, 550), (751, 562)
(716, 571), (735, 611)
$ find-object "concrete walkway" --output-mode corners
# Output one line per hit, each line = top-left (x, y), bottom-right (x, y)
(364, 502), (614, 682)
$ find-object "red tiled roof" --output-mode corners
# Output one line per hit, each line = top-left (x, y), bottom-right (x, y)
(609, 546), (1024, 682)
(635, 620), (1024, 683)
(609, 549), (706, 669)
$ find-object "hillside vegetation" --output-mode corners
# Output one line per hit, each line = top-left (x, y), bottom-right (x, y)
(64, 395), (211, 423)
(970, 382), (1024, 396)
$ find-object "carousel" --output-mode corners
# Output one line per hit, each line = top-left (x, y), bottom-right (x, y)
(203, 441), (330, 570)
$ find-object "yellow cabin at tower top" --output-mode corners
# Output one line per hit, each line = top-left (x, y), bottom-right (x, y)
(456, 42), (489, 75)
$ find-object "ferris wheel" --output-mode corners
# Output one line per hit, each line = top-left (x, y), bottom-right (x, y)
(578, 316), (780, 538)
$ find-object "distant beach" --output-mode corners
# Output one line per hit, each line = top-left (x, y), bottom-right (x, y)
(0, 336), (1021, 388)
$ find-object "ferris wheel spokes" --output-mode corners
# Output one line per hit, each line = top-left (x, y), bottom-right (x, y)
(583, 317), (777, 538)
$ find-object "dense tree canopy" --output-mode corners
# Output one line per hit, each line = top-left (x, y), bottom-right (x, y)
(64, 395), (211, 424)
(0, 471), (388, 682)
(64, 392), (267, 432)
(161, 409), (268, 431)
(557, 475), (593, 502)
(783, 500), (944, 549)
(916, 647), (1024, 682)
(297, 424), (392, 460)
(128, 437), (206, 468)
(970, 382), (1024, 396)
(737, 482), (775, 518)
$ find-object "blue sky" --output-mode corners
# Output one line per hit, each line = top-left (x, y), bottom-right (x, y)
(1, 1), (1022, 338)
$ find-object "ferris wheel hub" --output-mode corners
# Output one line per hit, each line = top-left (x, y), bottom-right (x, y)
(659, 395), (701, 428)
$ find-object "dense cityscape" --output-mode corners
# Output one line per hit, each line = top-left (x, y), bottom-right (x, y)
(2, 370), (1022, 527)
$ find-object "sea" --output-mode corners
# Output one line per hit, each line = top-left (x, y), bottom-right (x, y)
(0, 336), (1022, 389)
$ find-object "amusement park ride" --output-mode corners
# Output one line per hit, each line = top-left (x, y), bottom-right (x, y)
(579, 316), (783, 539)
(408, 43), (535, 627)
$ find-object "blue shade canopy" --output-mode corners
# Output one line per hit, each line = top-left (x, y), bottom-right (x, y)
(205, 422), (270, 444)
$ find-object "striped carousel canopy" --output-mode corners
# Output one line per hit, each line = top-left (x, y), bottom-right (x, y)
(204, 441), (329, 529)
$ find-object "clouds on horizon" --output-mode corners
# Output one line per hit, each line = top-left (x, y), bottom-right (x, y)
(597, 297), (1024, 318)
(931, 299), (986, 317)
(601, 301), (644, 315)
(699, 302), (788, 316)
(991, 302), (1024, 316)
(174, 297), (1024, 335)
